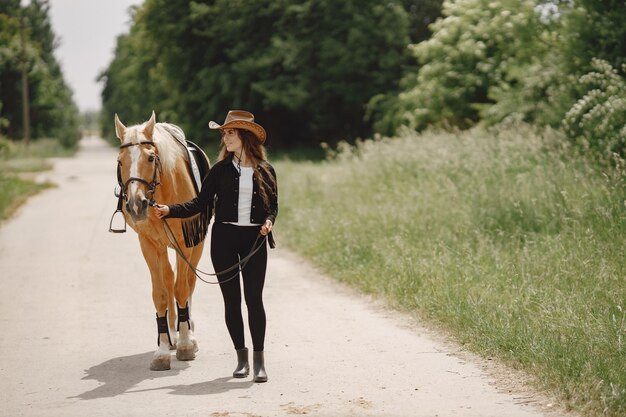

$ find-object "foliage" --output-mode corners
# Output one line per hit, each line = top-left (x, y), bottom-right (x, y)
(479, 0), (626, 132)
(563, 58), (626, 156)
(370, 0), (626, 140)
(400, 0), (444, 43)
(275, 125), (626, 417)
(371, 0), (544, 133)
(100, 0), (417, 147)
(480, 45), (580, 128)
(560, 0), (626, 76)
(0, 0), (81, 148)
(98, 4), (172, 143)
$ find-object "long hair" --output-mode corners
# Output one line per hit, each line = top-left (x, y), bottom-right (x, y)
(218, 129), (276, 210)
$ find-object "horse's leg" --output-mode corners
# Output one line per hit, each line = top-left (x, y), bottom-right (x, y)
(174, 242), (204, 361)
(139, 237), (176, 371)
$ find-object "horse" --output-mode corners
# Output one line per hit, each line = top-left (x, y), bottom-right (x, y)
(114, 112), (210, 371)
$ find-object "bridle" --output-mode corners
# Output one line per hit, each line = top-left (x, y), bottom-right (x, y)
(109, 140), (161, 233)
(117, 140), (161, 205)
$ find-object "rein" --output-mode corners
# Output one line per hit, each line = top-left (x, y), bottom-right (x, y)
(161, 217), (267, 285)
(110, 139), (265, 285)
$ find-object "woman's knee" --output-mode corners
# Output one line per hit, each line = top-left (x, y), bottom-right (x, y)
(244, 293), (264, 310)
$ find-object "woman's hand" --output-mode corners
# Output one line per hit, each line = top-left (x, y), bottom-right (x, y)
(152, 204), (170, 219)
(260, 219), (273, 236)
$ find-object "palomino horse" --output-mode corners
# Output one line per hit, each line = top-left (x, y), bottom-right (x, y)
(114, 112), (210, 370)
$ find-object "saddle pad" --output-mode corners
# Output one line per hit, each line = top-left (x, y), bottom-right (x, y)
(185, 140), (211, 195)
(159, 123), (210, 196)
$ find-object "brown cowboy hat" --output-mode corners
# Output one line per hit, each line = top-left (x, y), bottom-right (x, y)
(208, 110), (267, 144)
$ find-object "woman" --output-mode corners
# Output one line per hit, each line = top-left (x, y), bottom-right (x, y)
(153, 110), (278, 383)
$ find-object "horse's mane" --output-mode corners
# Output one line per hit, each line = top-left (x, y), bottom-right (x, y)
(153, 123), (186, 172)
(124, 121), (186, 173)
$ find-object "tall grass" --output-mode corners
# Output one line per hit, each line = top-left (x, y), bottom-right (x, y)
(274, 125), (626, 417)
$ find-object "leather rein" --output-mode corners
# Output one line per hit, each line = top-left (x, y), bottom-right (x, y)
(109, 139), (266, 285)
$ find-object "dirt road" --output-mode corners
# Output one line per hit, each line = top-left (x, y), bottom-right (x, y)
(0, 137), (569, 417)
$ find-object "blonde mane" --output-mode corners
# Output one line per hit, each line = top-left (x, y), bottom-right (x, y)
(123, 121), (186, 173)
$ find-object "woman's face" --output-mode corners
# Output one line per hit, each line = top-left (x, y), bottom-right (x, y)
(222, 128), (243, 154)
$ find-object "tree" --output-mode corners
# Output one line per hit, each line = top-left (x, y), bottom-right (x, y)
(99, 4), (173, 142)
(371, 0), (626, 135)
(401, 0), (444, 43)
(561, 0), (626, 75)
(376, 0), (545, 133)
(101, 0), (413, 147)
(0, 0), (80, 148)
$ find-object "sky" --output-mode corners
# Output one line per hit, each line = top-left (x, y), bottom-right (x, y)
(48, 0), (141, 112)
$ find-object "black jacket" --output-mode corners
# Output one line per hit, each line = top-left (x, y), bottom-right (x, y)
(167, 154), (278, 230)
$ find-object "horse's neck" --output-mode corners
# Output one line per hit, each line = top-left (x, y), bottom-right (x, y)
(158, 162), (196, 205)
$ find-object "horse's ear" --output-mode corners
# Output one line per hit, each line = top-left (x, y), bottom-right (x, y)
(144, 111), (156, 139)
(114, 114), (126, 142)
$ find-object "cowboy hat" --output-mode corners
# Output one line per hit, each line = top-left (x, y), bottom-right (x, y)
(208, 110), (267, 144)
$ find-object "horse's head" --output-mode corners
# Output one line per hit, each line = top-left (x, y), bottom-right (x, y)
(115, 111), (161, 223)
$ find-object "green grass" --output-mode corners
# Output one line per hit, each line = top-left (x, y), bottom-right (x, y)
(0, 174), (50, 221)
(274, 125), (626, 417)
(0, 138), (69, 220)
(0, 137), (75, 159)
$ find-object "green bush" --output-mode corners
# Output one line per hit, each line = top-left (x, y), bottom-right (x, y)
(563, 58), (626, 156)
(371, 0), (544, 133)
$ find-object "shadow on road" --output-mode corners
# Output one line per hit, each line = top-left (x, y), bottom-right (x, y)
(127, 376), (255, 396)
(72, 352), (254, 400)
(71, 351), (190, 400)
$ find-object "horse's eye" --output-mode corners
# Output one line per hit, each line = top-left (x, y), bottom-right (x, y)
(148, 155), (155, 162)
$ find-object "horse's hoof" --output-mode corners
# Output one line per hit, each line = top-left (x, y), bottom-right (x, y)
(150, 354), (171, 371)
(176, 345), (196, 361)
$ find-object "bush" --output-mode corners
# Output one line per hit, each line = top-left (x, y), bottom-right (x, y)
(563, 58), (626, 156)
(370, 0), (544, 133)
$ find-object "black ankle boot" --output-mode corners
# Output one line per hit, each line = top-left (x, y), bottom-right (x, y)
(253, 350), (268, 383)
(233, 348), (249, 378)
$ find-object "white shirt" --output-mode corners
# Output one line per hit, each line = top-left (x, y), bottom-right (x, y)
(226, 162), (260, 226)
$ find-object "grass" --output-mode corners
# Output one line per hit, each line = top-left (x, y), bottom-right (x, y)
(0, 174), (50, 221)
(0, 137), (70, 220)
(273, 125), (626, 417)
(0, 137), (75, 159)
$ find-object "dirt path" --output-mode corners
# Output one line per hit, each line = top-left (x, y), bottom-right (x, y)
(0, 137), (570, 417)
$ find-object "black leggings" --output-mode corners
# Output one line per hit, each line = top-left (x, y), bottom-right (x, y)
(210, 222), (267, 352)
